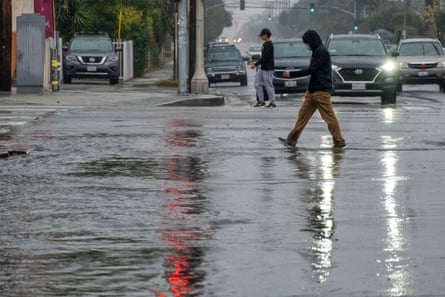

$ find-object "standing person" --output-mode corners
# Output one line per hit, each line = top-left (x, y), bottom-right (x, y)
(279, 29), (346, 148)
(251, 28), (276, 108)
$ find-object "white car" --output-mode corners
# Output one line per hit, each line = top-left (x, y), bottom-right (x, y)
(246, 45), (262, 63)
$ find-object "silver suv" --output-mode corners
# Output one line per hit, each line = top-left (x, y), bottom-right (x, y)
(397, 38), (445, 92)
(63, 33), (120, 85)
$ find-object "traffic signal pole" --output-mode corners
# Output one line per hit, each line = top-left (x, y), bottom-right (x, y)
(177, 0), (188, 95)
(0, 0), (12, 92)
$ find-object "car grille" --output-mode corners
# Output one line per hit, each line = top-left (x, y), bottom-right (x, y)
(408, 62), (438, 69)
(213, 66), (237, 72)
(79, 56), (106, 65)
(337, 68), (380, 82)
(273, 68), (305, 79)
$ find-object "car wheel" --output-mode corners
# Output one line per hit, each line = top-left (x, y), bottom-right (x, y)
(381, 91), (396, 105)
(240, 75), (248, 87)
(109, 77), (119, 85)
(63, 75), (72, 84)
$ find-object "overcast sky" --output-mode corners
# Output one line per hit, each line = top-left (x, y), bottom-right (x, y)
(221, 0), (301, 38)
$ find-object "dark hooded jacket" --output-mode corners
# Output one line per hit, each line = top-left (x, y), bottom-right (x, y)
(289, 30), (332, 92)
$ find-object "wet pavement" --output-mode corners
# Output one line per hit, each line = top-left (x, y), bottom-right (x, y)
(2, 75), (445, 296)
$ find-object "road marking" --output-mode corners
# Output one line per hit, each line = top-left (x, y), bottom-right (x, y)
(0, 116), (35, 119)
(0, 121), (28, 126)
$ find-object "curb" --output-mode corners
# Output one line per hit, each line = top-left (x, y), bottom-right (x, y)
(159, 95), (225, 107)
(0, 150), (29, 159)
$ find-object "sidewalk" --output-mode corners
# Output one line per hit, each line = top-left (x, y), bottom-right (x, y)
(0, 62), (224, 107)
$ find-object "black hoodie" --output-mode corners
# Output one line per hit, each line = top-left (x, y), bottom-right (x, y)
(289, 30), (332, 93)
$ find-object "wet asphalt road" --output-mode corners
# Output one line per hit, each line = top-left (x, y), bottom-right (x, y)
(1, 79), (445, 296)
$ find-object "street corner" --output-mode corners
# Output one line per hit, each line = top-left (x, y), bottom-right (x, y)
(159, 94), (225, 107)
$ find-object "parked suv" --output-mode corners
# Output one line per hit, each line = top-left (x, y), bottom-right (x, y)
(397, 38), (445, 92)
(273, 39), (311, 94)
(326, 34), (398, 104)
(63, 33), (120, 85)
(205, 43), (248, 86)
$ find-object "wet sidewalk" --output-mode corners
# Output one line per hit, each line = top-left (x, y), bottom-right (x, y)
(0, 62), (224, 108)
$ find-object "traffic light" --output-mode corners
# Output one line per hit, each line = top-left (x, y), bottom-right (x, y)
(309, 3), (315, 13)
(267, 15), (272, 21)
(353, 24), (359, 31)
(240, 0), (245, 10)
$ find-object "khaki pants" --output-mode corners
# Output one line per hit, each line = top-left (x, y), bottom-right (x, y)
(287, 91), (345, 146)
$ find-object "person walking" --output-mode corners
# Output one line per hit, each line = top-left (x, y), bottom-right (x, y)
(251, 28), (276, 108)
(279, 29), (346, 148)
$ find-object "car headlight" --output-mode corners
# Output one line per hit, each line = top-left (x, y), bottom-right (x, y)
(65, 55), (77, 62)
(206, 67), (213, 73)
(399, 61), (408, 69)
(439, 61), (445, 67)
(380, 60), (396, 72)
(108, 55), (119, 62)
(332, 64), (341, 71)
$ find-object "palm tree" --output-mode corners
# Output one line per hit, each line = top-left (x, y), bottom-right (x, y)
(56, 0), (93, 41)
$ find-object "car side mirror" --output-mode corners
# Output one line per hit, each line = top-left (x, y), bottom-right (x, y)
(390, 50), (399, 57)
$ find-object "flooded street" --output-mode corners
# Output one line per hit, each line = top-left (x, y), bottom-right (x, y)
(2, 91), (445, 296)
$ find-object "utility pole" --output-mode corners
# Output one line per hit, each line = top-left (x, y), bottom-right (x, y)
(0, 0), (12, 92)
(191, 0), (208, 94)
(177, 0), (188, 95)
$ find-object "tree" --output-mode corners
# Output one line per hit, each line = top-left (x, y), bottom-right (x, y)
(423, 0), (441, 37)
(56, 0), (93, 41)
(435, 9), (445, 42)
(368, 3), (422, 38)
(205, 0), (232, 43)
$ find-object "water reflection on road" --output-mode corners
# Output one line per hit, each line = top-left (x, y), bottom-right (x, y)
(157, 120), (210, 296)
(288, 136), (343, 284)
(380, 133), (411, 296)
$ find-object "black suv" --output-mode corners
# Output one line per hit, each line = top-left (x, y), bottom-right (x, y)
(63, 33), (120, 85)
(273, 39), (311, 94)
(205, 43), (248, 86)
(326, 34), (398, 104)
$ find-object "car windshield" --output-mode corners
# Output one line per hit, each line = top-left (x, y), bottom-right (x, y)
(207, 49), (241, 62)
(70, 38), (113, 52)
(329, 38), (387, 56)
(274, 41), (312, 58)
(399, 42), (444, 56)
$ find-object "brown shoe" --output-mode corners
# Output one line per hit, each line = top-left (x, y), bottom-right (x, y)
(333, 142), (346, 148)
(279, 137), (296, 148)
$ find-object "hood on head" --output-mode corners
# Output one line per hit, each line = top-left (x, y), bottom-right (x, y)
(302, 30), (323, 51)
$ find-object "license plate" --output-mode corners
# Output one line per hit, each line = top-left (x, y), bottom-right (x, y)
(285, 80), (297, 88)
(352, 83), (366, 90)
(87, 66), (97, 72)
(418, 71), (428, 77)
(221, 74), (230, 80)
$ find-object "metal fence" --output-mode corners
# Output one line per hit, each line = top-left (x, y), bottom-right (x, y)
(113, 40), (133, 81)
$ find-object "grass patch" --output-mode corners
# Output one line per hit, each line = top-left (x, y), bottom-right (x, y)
(155, 79), (178, 88)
